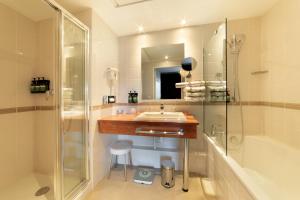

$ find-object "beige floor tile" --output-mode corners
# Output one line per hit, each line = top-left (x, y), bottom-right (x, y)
(85, 168), (211, 200)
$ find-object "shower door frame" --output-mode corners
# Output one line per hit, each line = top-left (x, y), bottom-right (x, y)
(43, 0), (90, 200)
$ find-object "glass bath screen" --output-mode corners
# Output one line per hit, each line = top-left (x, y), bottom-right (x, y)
(203, 22), (227, 151)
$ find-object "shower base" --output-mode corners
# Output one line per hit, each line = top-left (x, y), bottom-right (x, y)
(0, 173), (53, 200)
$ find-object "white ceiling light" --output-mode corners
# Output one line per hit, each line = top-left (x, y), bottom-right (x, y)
(138, 26), (144, 33)
(112, 0), (152, 8)
(165, 55), (169, 60)
(181, 19), (187, 26)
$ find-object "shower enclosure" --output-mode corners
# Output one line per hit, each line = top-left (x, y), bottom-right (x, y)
(203, 21), (228, 151)
(0, 0), (89, 199)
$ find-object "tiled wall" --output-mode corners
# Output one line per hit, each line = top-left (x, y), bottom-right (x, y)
(227, 17), (263, 138)
(0, 3), (36, 188)
(260, 0), (300, 149)
(0, 3), (56, 188)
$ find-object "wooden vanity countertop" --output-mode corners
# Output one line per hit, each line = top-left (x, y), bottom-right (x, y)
(98, 113), (199, 139)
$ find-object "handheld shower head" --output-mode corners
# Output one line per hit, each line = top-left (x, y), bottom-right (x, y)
(228, 34), (245, 54)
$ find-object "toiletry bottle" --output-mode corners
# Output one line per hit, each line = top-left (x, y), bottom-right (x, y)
(31, 78), (36, 93)
(37, 77), (41, 92)
(40, 77), (46, 92)
(128, 91), (133, 103)
(133, 91), (138, 103)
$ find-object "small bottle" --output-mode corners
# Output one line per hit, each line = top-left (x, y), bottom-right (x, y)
(40, 77), (46, 92)
(36, 77), (41, 92)
(133, 91), (138, 103)
(31, 78), (36, 93)
(128, 91), (133, 103)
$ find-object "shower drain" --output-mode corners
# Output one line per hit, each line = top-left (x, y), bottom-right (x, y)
(35, 186), (50, 196)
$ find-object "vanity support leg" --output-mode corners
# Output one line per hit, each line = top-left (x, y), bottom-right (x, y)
(182, 138), (189, 192)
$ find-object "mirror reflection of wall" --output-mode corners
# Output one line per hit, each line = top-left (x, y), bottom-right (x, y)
(141, 44), (184, 100)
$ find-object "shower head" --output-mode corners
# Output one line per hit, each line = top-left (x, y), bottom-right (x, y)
(228, 34), (245, 54)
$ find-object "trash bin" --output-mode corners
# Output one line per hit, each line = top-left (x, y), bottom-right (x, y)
(161, 160), (175, 188)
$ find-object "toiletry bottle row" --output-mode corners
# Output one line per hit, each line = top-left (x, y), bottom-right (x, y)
(128, 91), (138, 103)
(30, 77), (50, 93)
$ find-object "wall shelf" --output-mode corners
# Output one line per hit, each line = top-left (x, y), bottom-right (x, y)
(251, 70), (269, 75)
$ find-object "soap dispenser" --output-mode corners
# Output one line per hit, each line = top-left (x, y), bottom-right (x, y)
(128, 91), (133, 103)
(133, 91), (138, 103)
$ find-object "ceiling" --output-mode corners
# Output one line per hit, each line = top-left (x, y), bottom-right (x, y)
(0, 0), (280, 36)
(55, 0), (280, 36)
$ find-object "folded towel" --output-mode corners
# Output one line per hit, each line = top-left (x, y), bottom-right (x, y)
(184, 96), (205, 102)
(207, 86), (226, 92)
(206, 81), (226, 86)
(176, 81), (205, 88)
(184, 86), (206, 92)
(185, 92), (206, 97)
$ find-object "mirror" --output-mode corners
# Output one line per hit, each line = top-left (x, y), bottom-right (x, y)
(141, 44), (184, 100)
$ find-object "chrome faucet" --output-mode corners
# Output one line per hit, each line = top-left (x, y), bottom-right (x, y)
(160, 104), (164, 115)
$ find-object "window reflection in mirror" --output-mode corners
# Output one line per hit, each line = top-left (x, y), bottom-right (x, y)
(141, 44), (184, 100)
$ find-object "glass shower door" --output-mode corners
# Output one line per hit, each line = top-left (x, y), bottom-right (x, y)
(203, 21), (228, 151)
(61, 15), (89, 197)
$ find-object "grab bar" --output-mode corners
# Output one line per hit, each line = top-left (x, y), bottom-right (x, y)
(135, 127), (184, 136)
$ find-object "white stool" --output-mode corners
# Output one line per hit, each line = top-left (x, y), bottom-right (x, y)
(108, 140), (133, 181)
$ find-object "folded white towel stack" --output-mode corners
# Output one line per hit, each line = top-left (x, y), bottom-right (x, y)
(205, 81), (226, 86)
(184, 96), (205, 102)
(185, 92), (206, 97)
(175, 81), (205, 88)
(206, 81), (227, 101)
(207, 86), (226, 92)
(175, 80), (206, 102)
(184, 86), (206, 93)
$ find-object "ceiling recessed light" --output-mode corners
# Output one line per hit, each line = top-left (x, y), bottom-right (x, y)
(165, 55), (169, 60)
(181, 19), (187, 26)
(138, 26), (144, 33)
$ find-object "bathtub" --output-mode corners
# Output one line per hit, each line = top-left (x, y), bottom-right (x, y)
(206, 135), (300, 200)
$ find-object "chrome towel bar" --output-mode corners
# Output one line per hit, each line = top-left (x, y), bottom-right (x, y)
(135, 127), (184, 136)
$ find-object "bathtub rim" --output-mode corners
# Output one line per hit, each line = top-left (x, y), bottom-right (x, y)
(205, 134), (270, 200)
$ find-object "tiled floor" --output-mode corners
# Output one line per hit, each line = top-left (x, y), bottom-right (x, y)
(85, 168), (213, 200)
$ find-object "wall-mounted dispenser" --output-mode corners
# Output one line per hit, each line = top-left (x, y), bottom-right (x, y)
(30, 77), (50, 93)
(104, 67), (119, 104)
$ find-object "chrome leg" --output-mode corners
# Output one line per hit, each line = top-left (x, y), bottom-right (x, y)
(129, 151), (133, 167)
(107, 154), (114, 179)
(182, 139), (189, 192)
(124, 154), (127, 181)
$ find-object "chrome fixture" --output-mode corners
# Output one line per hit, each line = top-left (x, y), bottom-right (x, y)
(160, 104), (164, 115)
(228, 34), (245, 145)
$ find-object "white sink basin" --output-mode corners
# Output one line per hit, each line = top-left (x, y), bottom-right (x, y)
(135, 112), (186, 122)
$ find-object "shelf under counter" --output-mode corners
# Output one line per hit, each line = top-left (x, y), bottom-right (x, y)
(97, 114), (199, 139)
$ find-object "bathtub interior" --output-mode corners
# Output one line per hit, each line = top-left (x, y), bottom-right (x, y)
(228, 136), (300, 200)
